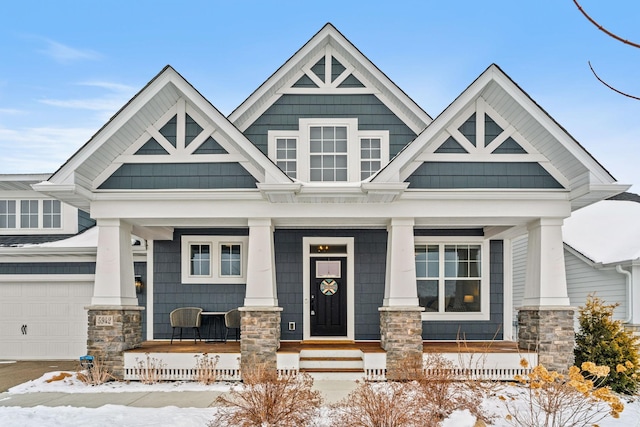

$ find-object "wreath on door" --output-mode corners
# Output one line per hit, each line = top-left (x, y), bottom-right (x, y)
(320, 279), (338, 295)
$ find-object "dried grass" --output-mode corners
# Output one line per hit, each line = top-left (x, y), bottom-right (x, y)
(76, 354), (113, 386)
(193, 353), (219, 385)
(211, 360), (322, 427)
(331, 379), (424, 427)
(135, 353), (166, 385)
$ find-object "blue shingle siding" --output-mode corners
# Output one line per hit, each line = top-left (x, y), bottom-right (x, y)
(407, 162), (563, 189)
(243, 94), (417, 157)
(192, 137), (228, 155)
(435, 136), (469, 154)
(98, 163), (257, 190)
(338, 74), (365, 88)
(492, 137), (527, 154)
(0, 262), (95, 274)
(78, 210), (96, 233)
(135, 138), (169, 155)
(152, 228), (247, 339)
(0, 235), (75, 246)
(422, 240), (504, 340)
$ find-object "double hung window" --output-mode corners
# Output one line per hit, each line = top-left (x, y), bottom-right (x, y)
(415, 239), (489, 320)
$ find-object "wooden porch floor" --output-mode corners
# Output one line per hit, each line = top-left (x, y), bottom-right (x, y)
(126, 340), (529, 354)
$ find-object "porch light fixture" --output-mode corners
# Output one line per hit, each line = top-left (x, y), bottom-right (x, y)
(135, 276), (144, 294)
(463, 294), (474, 303)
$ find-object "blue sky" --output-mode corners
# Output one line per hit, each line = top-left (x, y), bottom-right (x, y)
(1, 0), (639, 190)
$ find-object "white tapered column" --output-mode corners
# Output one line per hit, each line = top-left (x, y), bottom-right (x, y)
(91, 218), (138, 306)
(383, 218), (419, 306)
(244, 218), (278, 307)
(522, 218), (570, 307)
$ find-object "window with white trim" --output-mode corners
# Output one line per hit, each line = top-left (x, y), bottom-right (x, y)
(0, 199), (64, 230)
(0, 200), (16, 228)
(310, 125), (348, 181)
(275, 138), (297, 178)
(268, 118), (389, 182)
(415, 239), (489, 320)
(43, 200), (61, 229)
(181, 236), (249, 284)
(360, 137), (381, 179)
(20, 200), (38, 228)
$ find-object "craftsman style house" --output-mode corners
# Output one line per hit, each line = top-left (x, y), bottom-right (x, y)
(0, 24), (628, 377)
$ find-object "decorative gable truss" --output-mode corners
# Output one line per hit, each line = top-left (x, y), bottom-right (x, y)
(93, 98), (261, 190)
(401, 98), (569, 189)
(285, 45), (369, 94)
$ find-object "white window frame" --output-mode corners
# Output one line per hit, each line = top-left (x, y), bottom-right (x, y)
(267, 118), (389, 182)
(415, 236), (490, 321)
(0, 200), (16, 229)
(181, 235), (249, 284)
(43, 199), (62, 229)
(0, 199), (66, 231)
(273, 136), (298, 178)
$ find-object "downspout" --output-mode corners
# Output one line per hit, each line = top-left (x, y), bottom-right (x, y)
(616, 265), (633, 323)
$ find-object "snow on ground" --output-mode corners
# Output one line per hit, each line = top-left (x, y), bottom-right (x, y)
(1, 371), (640, 426)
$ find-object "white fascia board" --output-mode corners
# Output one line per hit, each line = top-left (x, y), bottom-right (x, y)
(31, 181), (94, 211)
(87, 193), (571, 225)
(488, 66), (617, 185)
(48, 69), (179, 186)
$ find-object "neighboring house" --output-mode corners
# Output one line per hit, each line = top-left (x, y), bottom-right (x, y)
(0, 24), (630, 376)
(514, 192), (640, 333)
(0, 175), (146, 359)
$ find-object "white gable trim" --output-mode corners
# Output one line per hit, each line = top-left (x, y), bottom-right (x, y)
(42, 67), (291, 200)
(229, 24), (431, 135)
(374, 64), (624, 204)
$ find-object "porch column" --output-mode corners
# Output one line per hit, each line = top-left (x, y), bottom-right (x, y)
(241, 218), (281, 376)
(86, 218), (143, 379)
(380, 218), (424, 380)
(518, 218), (574, 371)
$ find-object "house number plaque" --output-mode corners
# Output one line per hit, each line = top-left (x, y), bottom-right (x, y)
(320, 279), (338, 296)
(96, 315), (114, 326)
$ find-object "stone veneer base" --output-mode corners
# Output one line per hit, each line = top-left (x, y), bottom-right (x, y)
(518, 306), (575, 372)
(86, 305), (144, 379)
(239, 306), (282, 378)
(379, 306), (424, 380)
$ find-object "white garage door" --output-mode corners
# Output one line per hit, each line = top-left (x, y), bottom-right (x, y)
(0, 279), (93, 360)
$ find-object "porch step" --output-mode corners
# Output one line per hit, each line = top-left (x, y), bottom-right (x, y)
(298, 348), (364, 371)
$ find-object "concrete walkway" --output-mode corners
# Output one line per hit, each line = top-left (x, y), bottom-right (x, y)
(0, 360), (358, 409)
(0, 381), (357, 408)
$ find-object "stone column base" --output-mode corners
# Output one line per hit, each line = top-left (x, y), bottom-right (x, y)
(518, 306), (575, 372)
(86, 305), (144, 379)
(239, 306), (282, 378)
(379, 306), (424, 380)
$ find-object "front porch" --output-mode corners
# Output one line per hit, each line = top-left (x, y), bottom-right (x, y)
(123, 340), (536, 382)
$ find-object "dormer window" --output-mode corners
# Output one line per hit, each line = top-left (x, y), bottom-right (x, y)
(268, 118), (388, 182)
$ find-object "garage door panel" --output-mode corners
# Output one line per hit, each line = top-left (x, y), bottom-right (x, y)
(0, 284), (22, 297)
(0, 281), (92, 359)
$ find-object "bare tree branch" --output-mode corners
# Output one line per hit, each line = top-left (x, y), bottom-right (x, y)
(574, 0), (640, 99)
(573, 0), (640, 48)
(588, 61), (640, 100)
